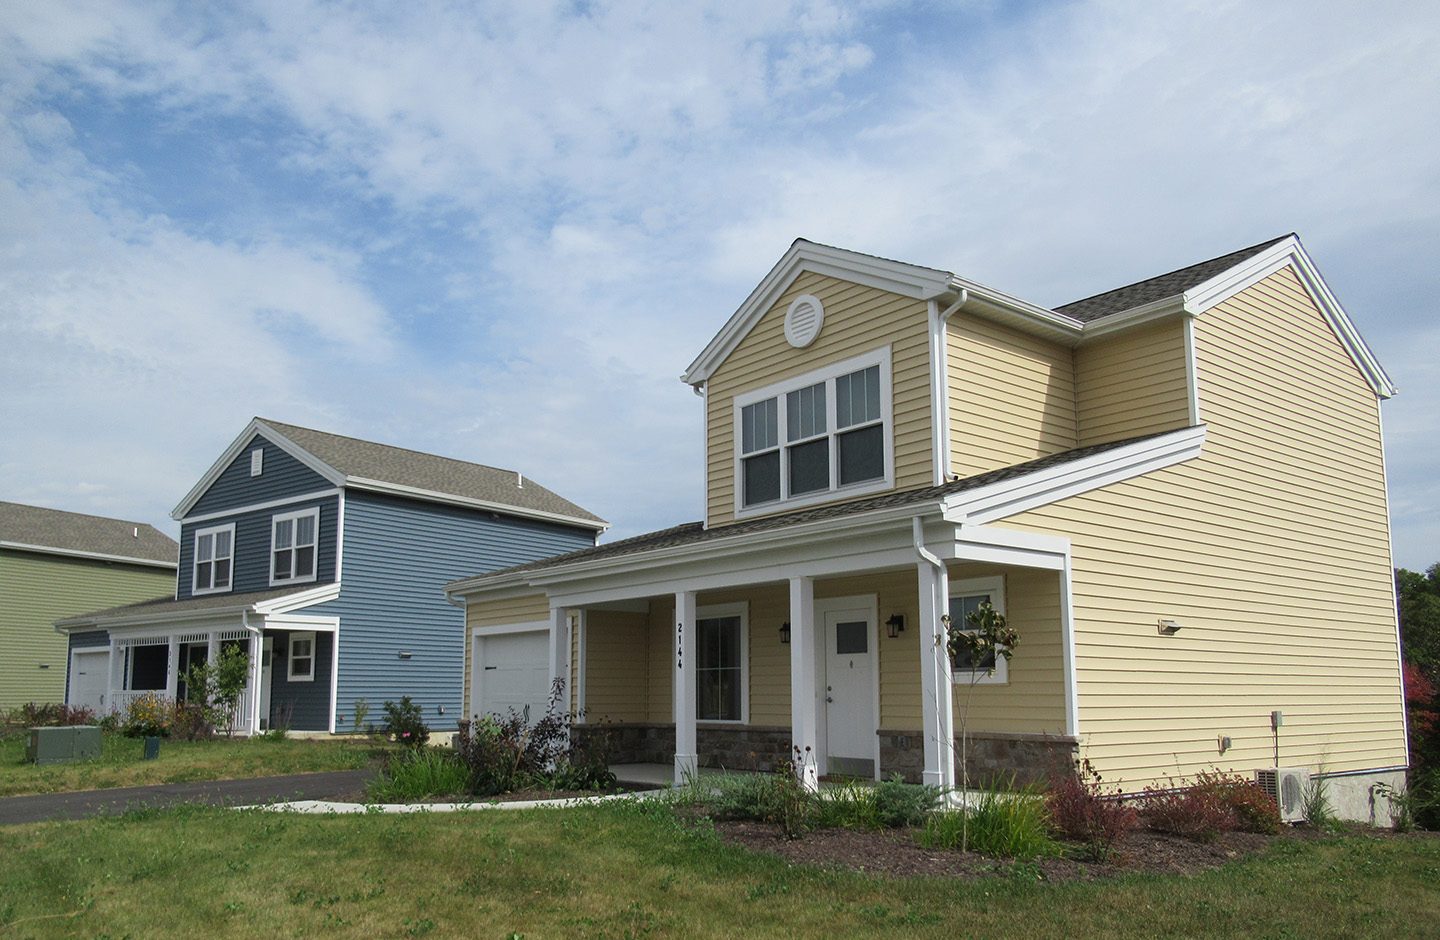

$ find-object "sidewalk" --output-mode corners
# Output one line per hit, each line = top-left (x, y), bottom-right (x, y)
(0, 769), (374, 825)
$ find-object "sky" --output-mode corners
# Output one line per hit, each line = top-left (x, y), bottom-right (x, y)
(1, 0), (1436, 569)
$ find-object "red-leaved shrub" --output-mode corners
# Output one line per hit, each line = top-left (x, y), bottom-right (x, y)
(1045, 758), (1138, 860)
(1196, 769), (1282, 834)
(1139, 779), (1234, 841)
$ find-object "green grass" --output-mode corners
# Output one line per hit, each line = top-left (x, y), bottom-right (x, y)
(0, 733), (378, 796)
(0, 802), (1435, 938)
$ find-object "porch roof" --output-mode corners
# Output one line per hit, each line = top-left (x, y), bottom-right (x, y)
(55, 584), (319, 631)
(447, 429), (1178, 595)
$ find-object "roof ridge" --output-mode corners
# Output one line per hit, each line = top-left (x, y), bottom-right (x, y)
(258, 418), (522, 479)
(0, 499), (162, 532)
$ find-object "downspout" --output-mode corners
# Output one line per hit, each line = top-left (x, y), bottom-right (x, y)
(928, 291), (968, 486)
(913, 514), (955, 789)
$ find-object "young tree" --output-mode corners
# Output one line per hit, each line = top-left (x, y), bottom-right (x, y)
(945, 600), (1018, 852)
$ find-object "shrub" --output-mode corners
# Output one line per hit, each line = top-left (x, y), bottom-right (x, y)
(382, 696), (430, 748)
(121, 692), (172, 738)
(456, 679), (615, 796)
(708, 752), (814, 839)
(811, 780), (882, 831)
(922, 784), (1058, 859)
(168, 701), (215, 741)
(1045, 758), (1138, 860)
(874, 774), (942, 828)
(1196, 769), (1281, 835)
(13, 702), (96, 728)
(1138, 779), (1234, 842)
(367, 746), (471, 802)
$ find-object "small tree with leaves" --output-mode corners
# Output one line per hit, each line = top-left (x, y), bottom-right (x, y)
(183, 642), (252, 736)
(945, 600), (1019, 852)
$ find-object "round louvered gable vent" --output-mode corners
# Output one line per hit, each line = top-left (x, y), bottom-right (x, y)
(784, 294), (825, 348)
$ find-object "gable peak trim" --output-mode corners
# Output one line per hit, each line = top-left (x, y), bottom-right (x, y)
(170, 418), (345, 521)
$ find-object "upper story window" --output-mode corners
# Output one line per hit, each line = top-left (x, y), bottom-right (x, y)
(734, 348), (892, 515)
(271, 507), (319, 586)
(192, 523), (235, 595)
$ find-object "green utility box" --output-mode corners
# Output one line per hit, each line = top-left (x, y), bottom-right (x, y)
(25, 726), (102, 765)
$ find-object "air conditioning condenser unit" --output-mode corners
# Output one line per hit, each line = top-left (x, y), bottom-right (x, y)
(1255, 767), (1310, 823)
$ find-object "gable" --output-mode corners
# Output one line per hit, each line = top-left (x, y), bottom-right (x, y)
(186, 433), (335, 518)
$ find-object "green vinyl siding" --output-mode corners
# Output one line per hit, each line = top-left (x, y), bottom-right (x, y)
(0, 550), (173, 709)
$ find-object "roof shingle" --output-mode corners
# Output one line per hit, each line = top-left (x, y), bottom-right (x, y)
(0, 501), (177, 565)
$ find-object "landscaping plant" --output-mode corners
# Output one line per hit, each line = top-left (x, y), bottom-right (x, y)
(368, 746), (470, 802)
(455, 678), (615, 796)
(945, 599), (1019, 852)
(382, 696), (430, 748)
(1194, 769), (1281, 835)
(922, 781), (1057, 860)
(121, 692), (172, 739)
(1044, 757), (1138, 860)
(874, 774), (943, 828)
(1138, 777), (1234, 842)
(181, 642), (252, 735)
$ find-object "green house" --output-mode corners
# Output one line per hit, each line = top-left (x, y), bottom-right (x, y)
(0, 502), (176, 710)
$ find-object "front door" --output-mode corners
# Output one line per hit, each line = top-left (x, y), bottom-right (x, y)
(821, 599), (876, 778)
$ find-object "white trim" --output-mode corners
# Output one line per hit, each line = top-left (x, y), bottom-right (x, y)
(269, 506), (320, 587)
(335, 489), (346, 582)
(674, 591), (698, 785)
(1183, 314), (1202, 425)
(181, 489), (341, 525)
(0, 541), (177, 570)
(788, 576), (819, 791)
(574, 609), (588, 724)
(470, 620), (551, 639)
(948, 575), (1008, 685)
(1059, 555), (1080, 738)
(700, 381), (711, 529)
(1078, 295), (1187, 339)
(1377, 400), (1409, 767)
(255, 582), (342, 614)
(287, 631), (317, 682)
(263, 614), (339, 632)
(329, 619), (341, 734)
(953, 425), (1206, 524)
(783, 294), (825, 348)
(732, 346), (895, 518)
(172, 420), (346, 520)
(814, 594), (881, 780)
(343, 478), (607, 532)
(694, 601), (750, 726)
(190, 523), (236, 596)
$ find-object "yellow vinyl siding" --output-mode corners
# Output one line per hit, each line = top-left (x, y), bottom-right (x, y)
(581, 609), (649, 723)
(705, 272), (933, 526)
(0, 550), (173, 709)
(1074, 319), (1190, 446)
(462, 592), (548, 717)
(947, 314), (1077, 477)
(998, 265), (1401, 788)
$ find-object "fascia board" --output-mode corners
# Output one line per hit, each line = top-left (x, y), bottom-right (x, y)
(171, 419), (345, 520)
(342, 478), (607, 531)
(58, 602), (256, 631)
(254, 583), (342, 614)
(951, 426), (1207, 524)
(682, 241), (954, 385)
(1181, 237), (1396, 399)
(1078, 295), (1189, 340)
(953, 277), (1085, 338)
(1, 542), (176, 570)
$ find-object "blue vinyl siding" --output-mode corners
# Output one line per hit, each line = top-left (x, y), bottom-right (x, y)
(177, 496), (338, 599)
(311, 490), (594, 731)
(65, 630), (110, 701)
(189, 434), (333, 516)
(266, 630), (333, 732)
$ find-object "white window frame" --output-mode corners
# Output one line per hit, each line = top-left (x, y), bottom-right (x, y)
(732, 347), (894, 518)
(191, 523), (236, 596)
(270, 507), (320, 587)
(695, 601), (749, 725)
(949, 575), (1009, 685)
(287, 631), (316, 682)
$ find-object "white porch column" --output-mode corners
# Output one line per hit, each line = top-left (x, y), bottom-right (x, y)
(107, 640), (120, 713)
(673, 590), (698, 785)
(788, 576), (819, 792)
(165, 637), (180, 701)
(248, 631), (263, 735)
(548, 606), (571, 729)
(917, 561), (955, 789)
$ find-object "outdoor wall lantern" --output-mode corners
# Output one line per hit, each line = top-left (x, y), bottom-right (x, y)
(885, 614), (906, 638)
(779, 621), (791, 644)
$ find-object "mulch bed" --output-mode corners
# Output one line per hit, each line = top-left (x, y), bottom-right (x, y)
(711, 819), (1379, 882)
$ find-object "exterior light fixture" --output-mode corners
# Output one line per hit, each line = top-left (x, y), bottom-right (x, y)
(885, 614), (906, 638)
(780, 621), (791, 644)
(1156, 619), (1182, 636)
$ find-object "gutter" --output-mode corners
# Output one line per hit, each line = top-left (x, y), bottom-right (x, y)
(928, 291), (968, 485)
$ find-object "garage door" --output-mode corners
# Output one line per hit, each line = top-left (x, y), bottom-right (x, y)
(474, 631), (550, 724)
(69, 650), (109, 713)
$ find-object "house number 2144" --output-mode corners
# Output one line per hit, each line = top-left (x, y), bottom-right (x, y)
(676, 621), (683, 671)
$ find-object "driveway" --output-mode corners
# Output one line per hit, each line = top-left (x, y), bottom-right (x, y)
(0, 769), (374, 825)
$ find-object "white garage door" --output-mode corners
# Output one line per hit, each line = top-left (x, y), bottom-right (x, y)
(69, 650), (109, 713)
(474, 630), (551, 724)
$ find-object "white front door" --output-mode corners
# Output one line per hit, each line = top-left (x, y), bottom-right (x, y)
(474, 629), (551, 723)
(820, 598), (877, 778)
(69, 649), (108, 713)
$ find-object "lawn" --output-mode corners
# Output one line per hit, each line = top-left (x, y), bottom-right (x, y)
(0, 733), (377, 797)
(0, 802), (1436, 938)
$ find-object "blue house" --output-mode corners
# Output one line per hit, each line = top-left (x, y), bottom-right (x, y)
(56, 418), (604, 734)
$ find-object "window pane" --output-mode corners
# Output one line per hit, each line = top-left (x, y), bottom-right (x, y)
(743, 451), (780, 506)
(949, 594), (997, 670)
(836, 365), (880, 428)
(786, 382), (826, 441)
(837, 424), (884, 484)
(215, 530), (232, 557)
(275, 519), (293, 550)
(214, 558), (231, 588)
(696, 616), (742, 721)
(296, 514), (316, 544)
(787, 438), (829, 495)
(197, 534), (212, 563)
(836, 621), (867, 654)
(741, 398), (778, 453)
(295, 545), (316, 578)
(274, 550), (292, 580)
(197, 559), (212, 588)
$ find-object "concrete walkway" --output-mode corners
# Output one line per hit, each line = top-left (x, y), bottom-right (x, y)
(0, 769), (374, 825)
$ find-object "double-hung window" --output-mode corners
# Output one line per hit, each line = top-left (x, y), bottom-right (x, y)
(271, 508), (319, 586)
(287, 631), (316, 682)
(948, 576), (1008, 685)
(192, 523), (235, 595)
(736, 349), (891, 513)
(695, 603), (748, 723)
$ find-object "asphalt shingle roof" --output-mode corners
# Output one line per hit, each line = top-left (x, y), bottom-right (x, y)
(0, 501), (177, 565)
(452, 429), (1177, 588)
(59, 586), (316, 626)
(259, 419), (606, 527)
(1057, 235), (1292, 322)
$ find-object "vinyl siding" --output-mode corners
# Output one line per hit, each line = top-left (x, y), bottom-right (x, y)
(705, 272), (933, 526)
(462, 592), (549, 718)
(947, 313), (1078, 477)
(318, 491), (592, 732)
(581, 609), (649, 723)
(0, 550), (172, 708)
(998, 265), (1403, 788)
(1074, 319), (1190, 446)
(189, 433), (332, 516)
(266, 629), (333, 732)
(177, 495), (338, 599)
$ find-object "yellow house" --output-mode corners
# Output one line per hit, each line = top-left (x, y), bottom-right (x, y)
(446, 235), (1405, 822)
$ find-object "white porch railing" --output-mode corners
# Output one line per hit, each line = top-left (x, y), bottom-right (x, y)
(105, 628), (262, 736)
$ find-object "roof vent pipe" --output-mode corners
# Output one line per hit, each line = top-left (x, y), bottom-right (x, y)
(516, 471), (523, 489)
